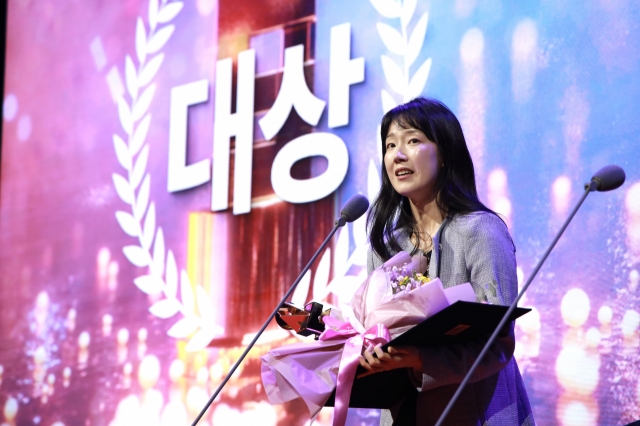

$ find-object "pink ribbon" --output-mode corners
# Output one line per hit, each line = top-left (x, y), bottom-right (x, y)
(319, 318), (391, 426)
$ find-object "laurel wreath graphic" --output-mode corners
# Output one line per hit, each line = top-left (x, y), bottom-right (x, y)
(111, 0), (220, 352)
(369, 0), (432, 112)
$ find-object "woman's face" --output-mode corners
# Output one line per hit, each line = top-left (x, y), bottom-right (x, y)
(384, 121), (441, 205)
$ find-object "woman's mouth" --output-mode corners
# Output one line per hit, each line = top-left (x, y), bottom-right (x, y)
(395, 168), (414, 177)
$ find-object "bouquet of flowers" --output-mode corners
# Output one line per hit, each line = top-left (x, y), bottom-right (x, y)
(347, 251), (457, 339)
(387, 263), (430, 294)
(261, 251), (475, 426)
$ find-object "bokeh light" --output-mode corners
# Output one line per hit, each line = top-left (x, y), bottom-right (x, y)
(597, 305), (613, 325)
(3, 397), (18, 422)
(621, 310), (640, 339)
(3, 94), (18, 121)
(585, 327), (601, 348)
(555, 346), (600, 395)
(139, 355), (161, 391)
(511, 18), (538, 103)
(518, 306), (541, 334)
(557, 395), (598, 426)
(561, 288), (591, 328)
(552, 176), (572, 217)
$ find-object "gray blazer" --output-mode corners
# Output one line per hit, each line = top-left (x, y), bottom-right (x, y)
(367, 211), (535, 426)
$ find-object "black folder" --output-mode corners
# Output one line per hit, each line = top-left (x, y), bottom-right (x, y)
(324, 301), (531, 409)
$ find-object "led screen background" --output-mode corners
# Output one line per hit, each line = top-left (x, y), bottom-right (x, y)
(1, 0), (640, 425)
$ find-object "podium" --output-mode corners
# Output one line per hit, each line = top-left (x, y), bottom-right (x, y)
(323, 301), (531, 408)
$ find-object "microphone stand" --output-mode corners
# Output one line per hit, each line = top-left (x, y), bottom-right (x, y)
(191, 216), (349, 425)
(434, 181), (598, 426)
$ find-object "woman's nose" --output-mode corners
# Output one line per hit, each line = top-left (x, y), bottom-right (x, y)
(394, 147), (408, 162)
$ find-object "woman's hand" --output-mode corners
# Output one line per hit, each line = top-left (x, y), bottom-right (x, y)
(357, 344), (422, 378)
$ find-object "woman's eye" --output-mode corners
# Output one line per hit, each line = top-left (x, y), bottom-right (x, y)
(409, 138), (419, 144)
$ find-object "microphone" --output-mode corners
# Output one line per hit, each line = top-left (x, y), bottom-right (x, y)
(434, 166), (625, 426)
(589, 165), (626, 192)
(191, 193), (369, 425)
(336, 194), (370, 226)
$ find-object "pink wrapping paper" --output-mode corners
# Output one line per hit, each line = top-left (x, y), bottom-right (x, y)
(261, 252), (476, 426)
(347, 253), (449, 338)
(261, 337), (346, 417)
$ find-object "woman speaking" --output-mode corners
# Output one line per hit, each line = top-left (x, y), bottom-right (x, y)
(359, 97), (535, 425)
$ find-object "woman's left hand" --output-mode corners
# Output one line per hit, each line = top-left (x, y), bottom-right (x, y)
(357, 344), (422, 378)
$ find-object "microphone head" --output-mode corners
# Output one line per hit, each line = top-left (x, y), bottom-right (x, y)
(340, 194), (369, 223)
(591, 165), (626, 192)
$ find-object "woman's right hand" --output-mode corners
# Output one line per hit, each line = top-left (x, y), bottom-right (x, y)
(357, 344), (422, 378)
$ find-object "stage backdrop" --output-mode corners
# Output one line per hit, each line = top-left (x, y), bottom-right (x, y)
(1, 0), (640, 425)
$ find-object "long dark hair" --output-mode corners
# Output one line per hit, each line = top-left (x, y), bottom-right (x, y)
(367, 97), (494, 261)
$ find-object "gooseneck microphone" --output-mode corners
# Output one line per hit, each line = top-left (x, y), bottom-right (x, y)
(336, 193), (370, 226)
(435, 165), (626, 426)
(191, 194), (369, 425)
(588, 164), (626, 192)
